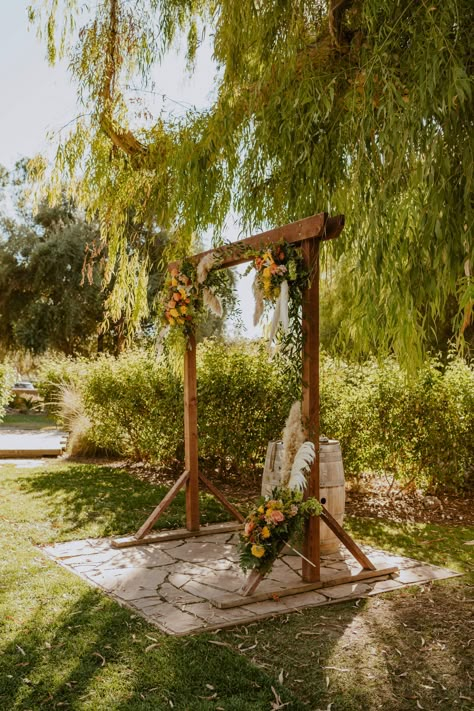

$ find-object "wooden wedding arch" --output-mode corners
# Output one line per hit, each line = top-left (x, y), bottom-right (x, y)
(113, 213), (397, 598)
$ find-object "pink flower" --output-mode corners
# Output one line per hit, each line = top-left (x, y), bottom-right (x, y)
(244, 521), (255, 536)
(270, 510), (285, 524)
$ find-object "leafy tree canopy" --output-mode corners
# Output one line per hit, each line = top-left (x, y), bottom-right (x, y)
(30, 0), (473, 364)
(0, 163), (170, 355)
(0, 199), (105, 355)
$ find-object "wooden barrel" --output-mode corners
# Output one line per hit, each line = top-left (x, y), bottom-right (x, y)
(261, 438), (345, 555)
(319, 438), (345, 554)
(261, 440), (284, 497)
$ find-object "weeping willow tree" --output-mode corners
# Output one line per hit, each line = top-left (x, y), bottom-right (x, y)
(30, 0), (473, 362)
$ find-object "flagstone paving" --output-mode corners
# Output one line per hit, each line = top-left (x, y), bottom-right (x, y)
(41, 531), (461, 636)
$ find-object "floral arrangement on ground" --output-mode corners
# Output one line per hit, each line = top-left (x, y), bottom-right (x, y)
(239, 488), (322, 574)
(239, 400), (323, 575)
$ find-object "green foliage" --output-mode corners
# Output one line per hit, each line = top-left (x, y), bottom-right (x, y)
(37, 344), (473, 491)
(35, 354), (89, 415)
(0, 362), (15, 419)
(0, 200), (105, 355)
(196, 340), (294, 472)
(0, 162), (170, 356)
(31, 0), (474, 364)
(320, 355), (474, 492)
(82, 351), (184, 461)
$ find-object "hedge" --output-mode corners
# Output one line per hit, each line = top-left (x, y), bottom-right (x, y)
(0, 362), (15, 419)
(36, 344), (473, 492)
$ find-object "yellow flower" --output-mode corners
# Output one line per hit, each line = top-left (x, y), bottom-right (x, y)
(180, 305), (187, 314)
(261, 526), (271, 539)
(168, 317), (175, 326)
(263, 267), (272, 278)
(251, 544), (265, 558)
(171, 277), (178, 287)
(170, 308), (179, 318)
(258, 505), (264, 514)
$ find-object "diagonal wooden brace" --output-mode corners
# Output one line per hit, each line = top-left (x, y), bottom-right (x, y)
(198, 471), (245, 523)
(135, 469), (190, 539)
(320, 506), (376, 570)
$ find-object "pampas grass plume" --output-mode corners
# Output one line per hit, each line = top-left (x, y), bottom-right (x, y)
(288, 441), (315, 491)
(280, 401), (305, 486)
(203, 287), (223, 317)
(197, 252), (217, 284)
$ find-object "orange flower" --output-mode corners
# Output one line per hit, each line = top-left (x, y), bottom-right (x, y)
(174, 292), (182, 301)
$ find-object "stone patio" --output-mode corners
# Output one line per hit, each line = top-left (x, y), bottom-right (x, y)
(41, 529), (461, 636)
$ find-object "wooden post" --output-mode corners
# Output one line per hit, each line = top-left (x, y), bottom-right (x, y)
(301, 239), (320, 582)
(184, 333), (200, 531)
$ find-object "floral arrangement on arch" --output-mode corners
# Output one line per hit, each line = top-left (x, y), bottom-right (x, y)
(239, 401), (322, 575)
(161, 252), (231, 338)
(246, 241), (308, 345)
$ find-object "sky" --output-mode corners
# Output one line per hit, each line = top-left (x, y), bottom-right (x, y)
(0, 1), (259, 336)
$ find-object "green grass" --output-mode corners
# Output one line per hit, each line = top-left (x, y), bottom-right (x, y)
(0, 413), (57, 429)
(0, 460), (472, 710)
(221, 516), (474, 710)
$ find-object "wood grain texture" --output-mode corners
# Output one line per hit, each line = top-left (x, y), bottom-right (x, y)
(184, 333), (200, 531)
(301, 238), (321, 582)
(168, 213), (344, 271)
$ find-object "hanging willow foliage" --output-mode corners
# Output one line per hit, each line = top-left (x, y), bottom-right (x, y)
(30, 0), (473, 363)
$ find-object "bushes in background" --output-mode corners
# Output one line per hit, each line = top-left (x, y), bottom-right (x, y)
(197, 340), (293, 472)
(320, 356), (474, 492)
(36, 343), (473, 492)
(0, 362), (15, 419)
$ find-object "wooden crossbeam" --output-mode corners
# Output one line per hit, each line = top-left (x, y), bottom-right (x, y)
(168, 213), (345, 272)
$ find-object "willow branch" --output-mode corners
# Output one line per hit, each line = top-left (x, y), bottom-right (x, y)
(100, 115), (149, 157)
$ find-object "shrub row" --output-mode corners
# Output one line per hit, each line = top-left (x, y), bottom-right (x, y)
(0, 363), (15, 419)
(37, 344), (473, 492)
(320, 356), (474, 492)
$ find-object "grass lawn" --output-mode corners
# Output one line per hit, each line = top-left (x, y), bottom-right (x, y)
(0, 413), (57, 430)
(0, 461), (472, 710)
